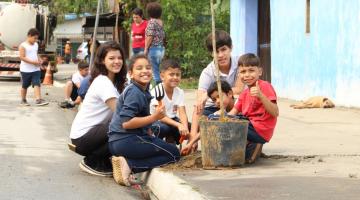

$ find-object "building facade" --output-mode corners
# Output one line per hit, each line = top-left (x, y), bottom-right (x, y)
(231, 0), (360, 107)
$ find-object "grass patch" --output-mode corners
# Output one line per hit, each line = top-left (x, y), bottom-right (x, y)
(179, 77), (198, 89)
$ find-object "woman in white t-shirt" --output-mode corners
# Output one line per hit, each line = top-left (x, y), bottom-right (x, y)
(70, 41), (127, 176)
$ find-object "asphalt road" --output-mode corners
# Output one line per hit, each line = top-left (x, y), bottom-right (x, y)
(0, 65), (145, 200)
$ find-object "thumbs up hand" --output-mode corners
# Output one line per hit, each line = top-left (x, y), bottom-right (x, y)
(250, 81), (263, 98)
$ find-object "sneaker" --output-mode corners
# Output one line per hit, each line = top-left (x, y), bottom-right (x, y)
(59, 100), (75, 108)
(20, 99), (30, 106)
(35, 99), (49, 106)
(79, 157), (113, 177)
(112, 156), (131, 186)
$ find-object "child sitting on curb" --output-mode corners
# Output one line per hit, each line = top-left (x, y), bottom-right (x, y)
(108, 54), (180, 186)
(60, 61), (89, 108)
(150, 59), (190, 144)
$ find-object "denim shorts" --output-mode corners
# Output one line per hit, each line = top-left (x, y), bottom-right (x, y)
(21, 71), (41, 89)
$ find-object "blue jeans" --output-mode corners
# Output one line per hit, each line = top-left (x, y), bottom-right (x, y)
(109, 134), (180, 173)
(152, 117), (191, 144)
(132, 47), (144, 55)
(202, 107), (219, 116)
(247, 122), (266, 144)
(148, 46), (164, 84)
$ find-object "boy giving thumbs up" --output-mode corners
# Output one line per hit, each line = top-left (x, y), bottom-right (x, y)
(227, 53), (279, 144)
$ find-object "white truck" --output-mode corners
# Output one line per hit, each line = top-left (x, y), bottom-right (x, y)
(0, 1), (56, 79)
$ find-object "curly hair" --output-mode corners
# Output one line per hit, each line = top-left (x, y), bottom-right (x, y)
(90, 41), (127, 93)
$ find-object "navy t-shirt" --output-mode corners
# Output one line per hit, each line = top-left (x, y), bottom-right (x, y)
(108, 82), (153, 142)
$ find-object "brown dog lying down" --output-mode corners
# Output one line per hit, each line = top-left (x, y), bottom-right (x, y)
(290, 96), (335, 109)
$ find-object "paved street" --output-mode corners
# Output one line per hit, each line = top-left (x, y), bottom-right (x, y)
(0, 64), (144, 200)
(1, 63), (360, 200)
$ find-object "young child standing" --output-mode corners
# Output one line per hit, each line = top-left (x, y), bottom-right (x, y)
(60, 61), (89, 108)
(108, 54), (180, 186)
(150, 59), (189, 144)
(19, 28), (48, 106)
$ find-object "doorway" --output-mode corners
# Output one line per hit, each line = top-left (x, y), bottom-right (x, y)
(258, 0), (271, 82)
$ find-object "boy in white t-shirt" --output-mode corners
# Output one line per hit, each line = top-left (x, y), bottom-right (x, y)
(150, 59), (189, 144)
(59, 61), (89, 108)
(19, 28), (48, 106)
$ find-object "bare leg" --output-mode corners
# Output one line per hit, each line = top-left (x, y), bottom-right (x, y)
(20, 88), (27, 100)
(64, 81), (73, 100)
(73, 96), (82, 105)
(189, 108), (201, 139)
(34, 86), (41, 100)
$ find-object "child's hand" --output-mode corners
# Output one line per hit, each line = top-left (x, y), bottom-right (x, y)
(250, 81), (263, 98)
(177, 123), (189, 136)
(153, 104), (166, 120)
(181, 143), (192, 156)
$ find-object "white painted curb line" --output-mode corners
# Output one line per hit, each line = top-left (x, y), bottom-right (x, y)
(144, 168), (207, 200)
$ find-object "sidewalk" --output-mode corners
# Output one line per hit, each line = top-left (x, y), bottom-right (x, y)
(146, 90), (360, 200)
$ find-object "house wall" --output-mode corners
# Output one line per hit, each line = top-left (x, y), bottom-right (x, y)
(230, 0), (258, 57)
(271, 0), (360, 107)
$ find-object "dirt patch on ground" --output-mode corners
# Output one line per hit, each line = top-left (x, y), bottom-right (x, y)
(163, 152), (203, 170)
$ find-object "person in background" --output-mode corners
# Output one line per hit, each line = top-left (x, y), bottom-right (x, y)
(64, 41), (72, 64)
(131, 8), (147, 55)
(19, 28), (48, 106)
(144, 2), (165, 84)
(86, 37), (100, 63)
(59, 61), (89, 108)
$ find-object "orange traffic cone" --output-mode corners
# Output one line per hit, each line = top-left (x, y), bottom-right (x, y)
(42, 64), (53, 85)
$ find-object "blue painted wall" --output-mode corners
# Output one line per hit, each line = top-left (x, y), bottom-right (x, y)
(230, 0), (258, 56)
(271, 0), (360, 107)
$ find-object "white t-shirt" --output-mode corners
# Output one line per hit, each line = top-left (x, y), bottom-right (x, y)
(198, 55), (240, 107)
(71, 71), (85, 85)
(70, 75), (120, 139)
(150, 86), (185, 119)
(19, 42), (39, 72)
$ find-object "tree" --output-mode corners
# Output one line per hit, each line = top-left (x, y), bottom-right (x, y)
(161, 0), (229, 77)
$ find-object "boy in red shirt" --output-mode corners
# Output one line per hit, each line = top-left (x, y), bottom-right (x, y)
(227, 53), (279, 162)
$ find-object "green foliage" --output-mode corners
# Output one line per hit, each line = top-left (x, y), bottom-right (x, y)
(120, 0), (229, 77)
(161, 0), (229, 77)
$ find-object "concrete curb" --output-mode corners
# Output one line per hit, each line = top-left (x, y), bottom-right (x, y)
(144, 168), (207, 200)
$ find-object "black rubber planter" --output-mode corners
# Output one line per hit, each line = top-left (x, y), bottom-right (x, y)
(199, 119), (249, 168)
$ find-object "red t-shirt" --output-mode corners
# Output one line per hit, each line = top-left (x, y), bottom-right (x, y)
(131, 20), (147, 48)
(234, 80), (277, 142)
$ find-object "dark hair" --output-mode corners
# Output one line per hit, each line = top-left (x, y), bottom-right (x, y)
(27, 28), (40, 36)
(90, 41), (127, 93)
(146, 2), (162, 18)
(78, 61), (89, 70)
(128, 54), (149, 72)
(87, 39), (100, 55)
(160, 59), (181, 72)
(132, 7), (143, 17)
(207, 80), (232, 98)
(238, 53), (260, 67)
(205, 30), (232, 52)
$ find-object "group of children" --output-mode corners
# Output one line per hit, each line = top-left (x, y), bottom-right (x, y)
(67, 29), (278, 187)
